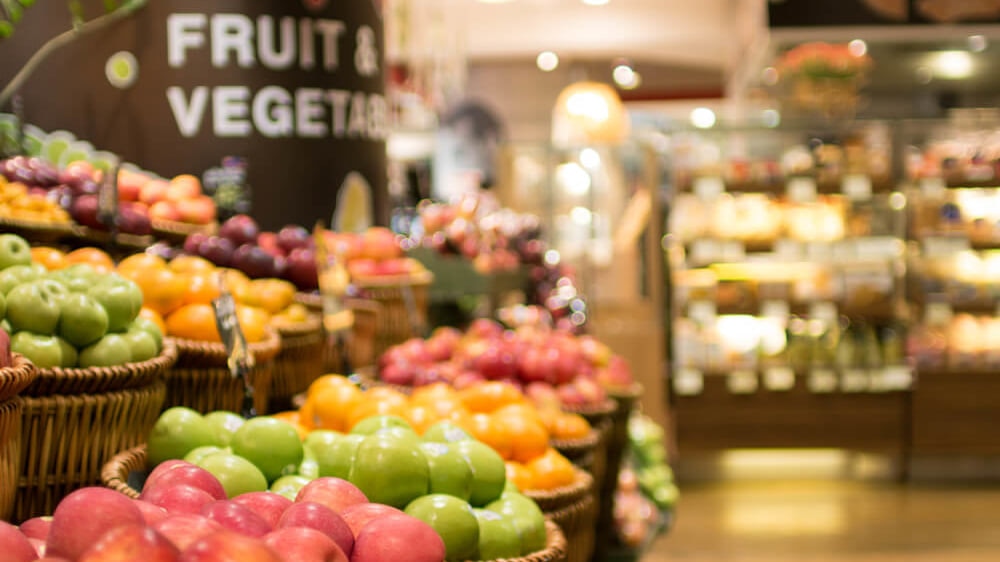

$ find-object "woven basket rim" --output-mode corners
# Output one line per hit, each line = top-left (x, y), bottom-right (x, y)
(150, 218), (219, 235)
(170, 327), (282, 361)
(272, 315), (323, 337)
(523, 467), (593, 504)
(353, 269), (434, 288)
(34, 339), (178, 378)
(458, 519), (567, 562)
(550, 425), (602, 452)
(562, 398), (618, 418)
(22, 340), (177, 396)
(0, 215), (77, 234)
(0, 354), (39, 402)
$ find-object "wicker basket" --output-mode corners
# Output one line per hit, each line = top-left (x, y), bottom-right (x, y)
(551, 425), (603, 473)
(164, 329), (281, 415)
(353, 271), (433, 358)
(151, 219), (218, 245)
(0, 354), (39, 403)
(525, 469), (596, 562)
(295, 294), (381, 372)
(22, 342), (178, 397)
(16, 379), (167, 522)
(0, 397), (24, 522)
(269, 316), (325, 411)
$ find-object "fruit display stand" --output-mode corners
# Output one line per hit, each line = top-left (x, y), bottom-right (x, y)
(408, 246), (530, 320)
(353, 270), (434, 358)
(294, 293), (381, 372)
(163, 330), (281, 416)
(14, 343), (176, 522)
(268, 314), (325, 412)
(150, 218), (218, 246)
(524, 468), (596, 562)
(0, 354), (38, 521)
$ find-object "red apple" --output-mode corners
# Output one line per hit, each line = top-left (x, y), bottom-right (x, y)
(286, 247), (319, 290)
(150, 201), (181, 221)
(142, 484), (218, 515)
(373, 258), (410, 277)
(219, 214), (261, 246)
(264, 527), (348, 562)
(277, 225), (310, 253)
(525, 382), (561, 411)
(78, 524), (180, 562)
(351, 514), (445, 562)
(467, 318), (504, 340)
(184, 232), (209, 255)
(141, 464), (227, 501)
(177, 531), (281, 562)
(379, 362), (415, 386)
(134, 499), (171, 526)
(452, 370), (486, 390)
(140, 179), (170, 205)
(596, 355), (634, 389)
(154, 514), (222, 551)
(474, 346), (516, 380)
(117, 170), (147, 202)
(339, 504), (403, 538)
(177, 195), (217, 225)
(277, 502), (353, 557)
(347, 258), (377, 278)
(232, 492), (293, 530)
(46, 487), (145, 561)
(27, 537), (46, 558)
(18, 516), (52, 541)
(256, 232), (285, 257)
(0, 520), (37, 562)
(294, 478), (368, 515)
(197, 236), (236, 267)
(232, 244), (280, 279)
(201, 500), (273, 538)
(145, 460), (192, 489)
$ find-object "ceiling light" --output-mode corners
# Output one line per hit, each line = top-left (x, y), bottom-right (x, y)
(932, 50), (974, 79)
(552, 81), (629, 146)
(690, 107), (716, 129)
(536, 51), (559, 72)
(620, 72), (641, 90)
(848, 39), (867, 57)
(612, 64), (640, 89)
(968, 34), (988, 52)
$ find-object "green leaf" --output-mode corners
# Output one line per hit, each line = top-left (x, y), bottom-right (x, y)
(17, 0), (35, 7)
(103, 0), (118, 12)
(2, 0), (23, 23)
(0, 21), (13, 38)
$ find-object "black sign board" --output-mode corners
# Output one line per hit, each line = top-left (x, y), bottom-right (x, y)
(0, 0), (387, 230)
(769, 0), (1000, 27)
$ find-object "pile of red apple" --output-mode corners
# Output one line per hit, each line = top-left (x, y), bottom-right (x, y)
(377, 319), (635, 408)
(179, 215), (423, 291)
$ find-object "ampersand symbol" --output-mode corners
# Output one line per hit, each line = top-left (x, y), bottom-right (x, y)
(355, 26), (379, 77)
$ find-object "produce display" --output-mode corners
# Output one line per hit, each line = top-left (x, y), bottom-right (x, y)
(612, 414), (677, 551)
(141, 400), (551, 561)
(0, 168), (72, 226)
(0, 234), (163, 368)
(293, 377), (591, 491)
(375, 319), (634, 409)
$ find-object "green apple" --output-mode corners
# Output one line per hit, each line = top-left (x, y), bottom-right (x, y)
(270, 474), (312, 501)
(50, 265), (99, 293)
(422, 421), (473, 444)
(486, 492), (548, 555)
(196, 451), (269, 498)
(6, 281), (61, 334)
(36, 278), (69, 304)
(0, 264), (43, 295)
(299, 446), (319, 479)
(230, 417), (304, 483)
(472, 508), (522, 559)
(349, 432), (429, 508)
(0, 291), (6, 320)
(10, 331), (63, 368)
(0, 319), (10, 333)
(203, 410), (245, 446)
(128, 317), (163, 352)
(56, 336), (77, 367)
(306, 431), (363, 480)
(87, 275), (142, 332)
(147, 406), (219, 466)
(183, 445), (226, 465)
(420, 441), (474, 502)
(350, 414), (415, 436)
(78, 333), (132, 367)
(57, 293), (109, 347)
(404, 494), (480, 561)
(122, 328), (158, 362)
(454, 440), (507, 507)
(0, 234), (31, 270)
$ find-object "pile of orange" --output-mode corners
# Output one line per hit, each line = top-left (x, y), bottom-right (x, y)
(116, 253), (300, 344)
(285, 377), (588, 491)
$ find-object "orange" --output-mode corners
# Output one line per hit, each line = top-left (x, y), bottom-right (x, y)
(492, 402), (545, 428)
(468, 412), (514, 460)
(139, 307), (167, 335)
(298, 397), (317, 429)
(410, 383), (460, 407)
(64, 247), (114, 273)
(404, 404), (439, 435)
(307, 374), (356, 398)
(551, 413), (592, 440)
(221, 268), (251, 293)
(505, 461), (534, 492)
(346, 398), (409, 432)
(365, 386), (410, 406)
(30, 247), (67, 271)
(165, 303), (220, 342)
(128, 267), (188, 316)
(183, 272), (223, 306)
(117, 253), (167, 276)
(459, 381), (525, 413)
(492, 411), (549, 463)
(236, 305), (271, 343)
(310, 383), (364, 432)
(526, 447), (577, 490)
(169, 255), (217, 275)
(247, 278), (297, 314)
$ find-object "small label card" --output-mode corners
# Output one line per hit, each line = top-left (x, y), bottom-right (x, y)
(764, 366), (796, 391)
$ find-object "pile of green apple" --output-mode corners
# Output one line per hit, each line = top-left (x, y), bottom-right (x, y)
(0, 234), (163, 368)
(148, 407), (550, 561)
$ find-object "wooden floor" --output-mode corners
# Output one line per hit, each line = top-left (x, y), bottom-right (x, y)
(643, 479), (1000, 562)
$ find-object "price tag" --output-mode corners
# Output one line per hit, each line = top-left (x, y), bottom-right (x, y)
(763, 367), (795, 391)
(694, 176), (725, 201)
(690, 239), (722, 265)
(787, 177), (818, 203)
(924, 236), (971, 257)
(842, 174), (873, 201)
(761, 300), (789, 322)
(98, 161), (121, 232)
(808, 369), (838, 393)
(727, 370), (758, 394)
(841, 369), (869, 393)
(879, 366), (913, 391)
(673, 368), (704, 396)
(688, 300), (717, 325)
(212, 288), (256, 417)
(920, 177), (946, 198)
